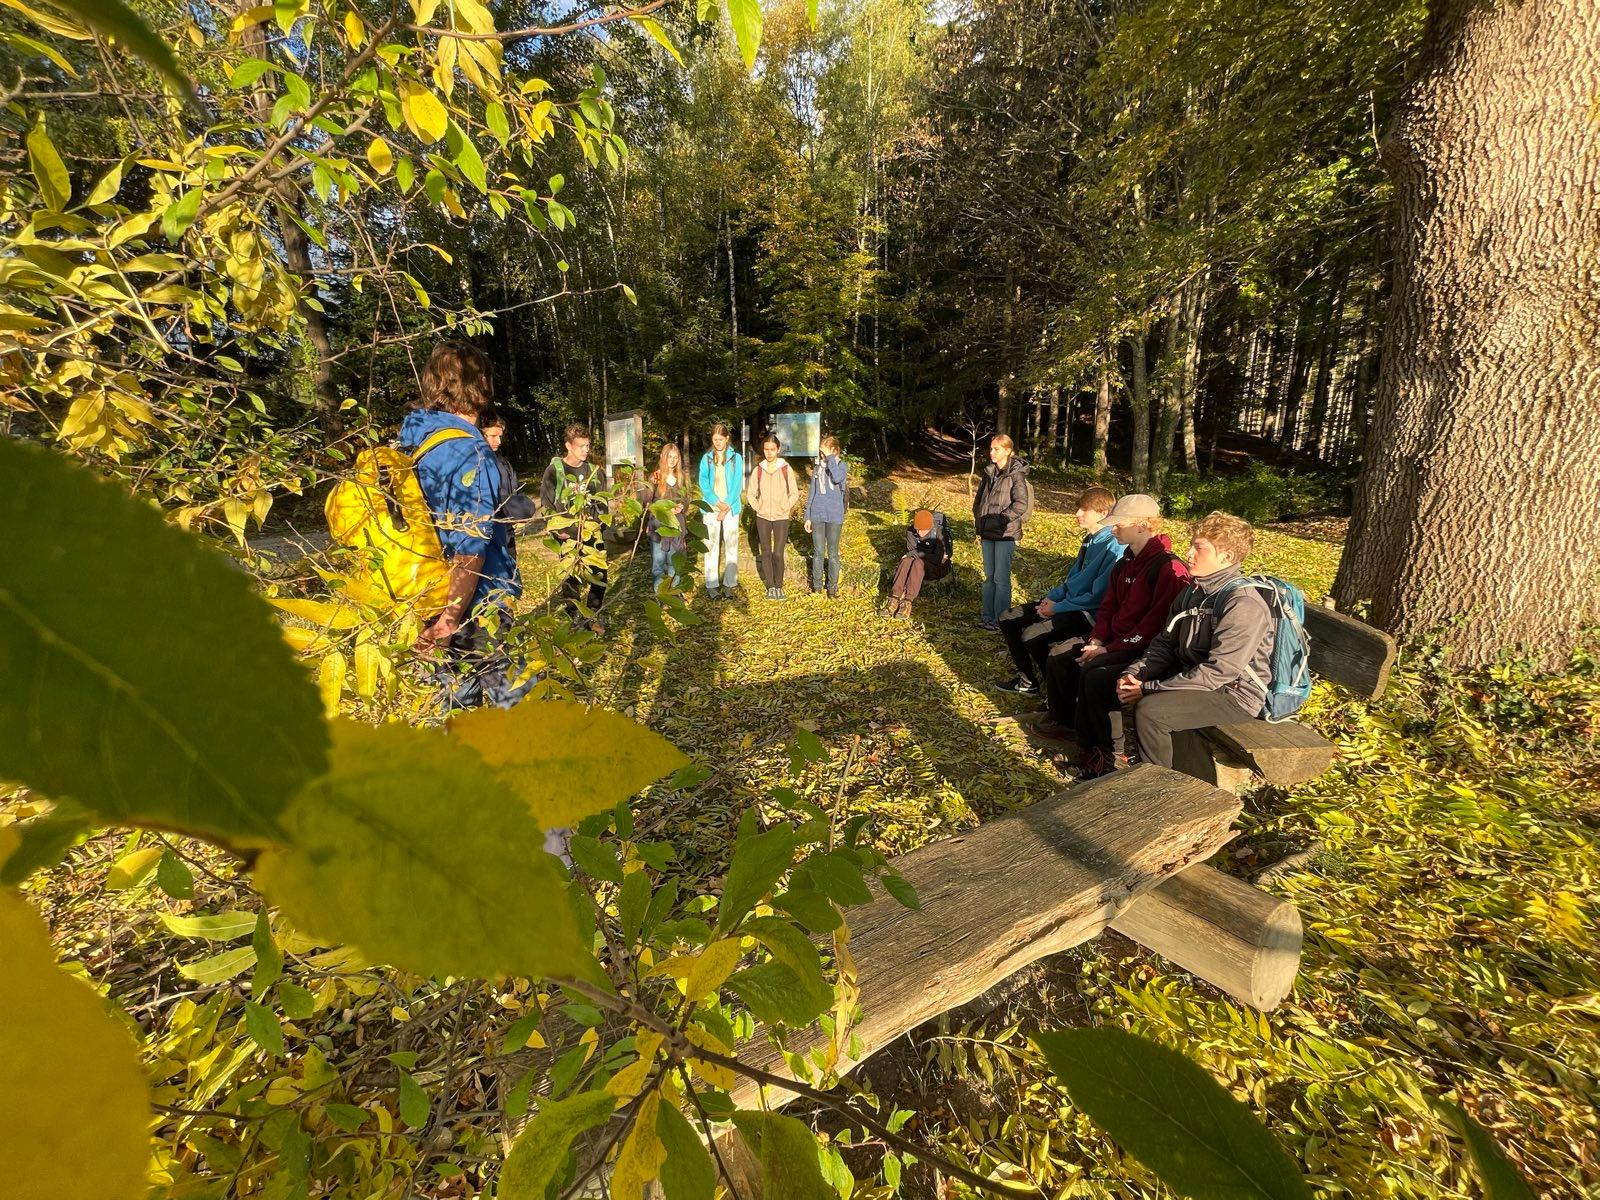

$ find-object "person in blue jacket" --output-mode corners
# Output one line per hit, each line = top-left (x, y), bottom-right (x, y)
(994, 486), (1119, 695)
(697, 422), (744, 598)
(803, 434), (849, 598)
(396, 342), (531, 712)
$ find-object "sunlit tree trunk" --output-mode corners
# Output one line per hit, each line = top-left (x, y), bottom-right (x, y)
(1336, 0), (1600, 665)
(1093, 337), (1112, 472)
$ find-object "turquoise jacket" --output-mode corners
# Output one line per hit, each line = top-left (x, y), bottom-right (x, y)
(698, 449), (745, 517)
(1044, 525), (1121, 613)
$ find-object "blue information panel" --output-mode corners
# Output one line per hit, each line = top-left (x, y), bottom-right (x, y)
(772, 411), (821, 458)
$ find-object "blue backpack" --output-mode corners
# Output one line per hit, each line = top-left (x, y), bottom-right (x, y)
(1219, 576), (1313, 721)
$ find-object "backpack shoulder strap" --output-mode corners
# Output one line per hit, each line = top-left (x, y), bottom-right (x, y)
(413, 427), (474, 462)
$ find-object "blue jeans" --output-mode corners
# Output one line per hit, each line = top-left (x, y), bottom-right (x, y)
(980, 538), (1015, 623)
(651, 539), (683, 589)
(428, 612), (537, 714)
(810, 520), (843, 595)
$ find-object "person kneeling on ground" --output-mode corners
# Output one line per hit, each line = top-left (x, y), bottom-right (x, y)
(1033, 494), (1192, 776)
(885, 508), (953, 618)
(1117, 511), (1275, 777)
(994, 486), (1119, 695)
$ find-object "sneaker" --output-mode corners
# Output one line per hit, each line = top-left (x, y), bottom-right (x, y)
(1032, 716), (1074, 740)
(706, 589), (721, 601)
(778, 587), (787, 600)
(976, 619), (1000, 632)
(993, 675), (1039, 696)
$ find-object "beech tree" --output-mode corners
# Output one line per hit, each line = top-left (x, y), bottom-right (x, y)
(1333, 0), (1600, 665)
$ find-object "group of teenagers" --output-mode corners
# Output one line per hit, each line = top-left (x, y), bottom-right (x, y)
(390, 345), (1287, 794)
(643, 422), (852, 601)
(949, 436), (1285, 780)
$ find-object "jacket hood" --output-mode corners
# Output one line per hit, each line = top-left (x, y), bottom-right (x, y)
(1126, 532), (1174, 561)
(398, 407), (479, 452)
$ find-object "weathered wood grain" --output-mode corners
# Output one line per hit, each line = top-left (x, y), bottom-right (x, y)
(1304, 604), (1396, 700)
(1109, 863), (1303, 1010)
(730, 765), (1240, 1108)
(1203, 719), (1336, 785)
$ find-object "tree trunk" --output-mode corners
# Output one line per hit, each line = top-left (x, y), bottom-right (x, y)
(996, 266), (1017, 439)
(1093, 337), (1113, 472)
(1179, 282), (1207, 472)
(1048, 386), (1062, 461)
(1129, 328), (1151, 492)
(1335, 0), (1600, 666)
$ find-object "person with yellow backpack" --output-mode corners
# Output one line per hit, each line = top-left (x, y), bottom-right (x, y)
(328, 342), (529, 711)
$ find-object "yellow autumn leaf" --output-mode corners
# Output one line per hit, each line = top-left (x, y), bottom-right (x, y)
(605, 1030), (663, 1101)
(686, 938), (744, 1003)
(353, 639), (379, 700)
(366, 137), (393, 175)
(318, 651), (346, 717)
(0, 891), (150, 1200)
(343, 9), (364, 46)
(683, 1024), (736, 1090)
(398, 80), (448, 144)
(446, 700), (686, 830)
(609, 1091), (665, 1200)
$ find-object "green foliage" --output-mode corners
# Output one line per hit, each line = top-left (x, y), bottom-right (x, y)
(1161, 464), (1349, 524)
(1034, 1027), (1312, 1200)
(0, 438), (327, 843)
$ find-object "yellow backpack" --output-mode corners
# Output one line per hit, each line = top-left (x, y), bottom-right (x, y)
(324, 428), (475, 617)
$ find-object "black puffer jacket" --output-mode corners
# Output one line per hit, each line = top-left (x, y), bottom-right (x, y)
(972, 459), (1030, 541)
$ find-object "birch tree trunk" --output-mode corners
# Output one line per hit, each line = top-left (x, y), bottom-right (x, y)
(1093, 340), (1113, 473)
(1335, 0), (1600, 666)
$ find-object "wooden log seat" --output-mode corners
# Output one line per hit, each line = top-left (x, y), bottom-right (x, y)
(1173, 601), (1397, 789)
(731, 765), (1245, 1108)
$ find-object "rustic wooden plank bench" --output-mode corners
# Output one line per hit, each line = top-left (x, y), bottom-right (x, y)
(731, 764), (1249, 1108)
(1171, 602), (1397, 791)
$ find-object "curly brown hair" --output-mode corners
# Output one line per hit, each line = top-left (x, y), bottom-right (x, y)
(420, 343), (494, 418)
(1192, 510), (1255, 562)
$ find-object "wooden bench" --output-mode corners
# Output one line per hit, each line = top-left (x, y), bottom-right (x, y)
(1171, 602), (1396, 791)
(728, 764), (1303, 1109)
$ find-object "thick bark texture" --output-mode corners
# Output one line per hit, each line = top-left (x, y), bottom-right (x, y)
(1093, 338), (1112, 471)
(1335, 0), (1600, 665)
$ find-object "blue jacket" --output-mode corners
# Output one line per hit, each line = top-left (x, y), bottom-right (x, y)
(1044, 525), (1121, 613)
(397, 409), (521, 614)
(698, 449), (745, 517)
(804, 454), (849, 523)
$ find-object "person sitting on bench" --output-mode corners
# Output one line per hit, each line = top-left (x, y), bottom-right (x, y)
(1118, 511), (1275, 776)
(994, 487), (1120, 695)
(885, 509), (952, 618)
(1034, 494), (1191, 779)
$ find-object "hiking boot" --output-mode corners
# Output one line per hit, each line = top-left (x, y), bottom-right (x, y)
(994, 675), (1039, 696)
(975, 617), (999, 631)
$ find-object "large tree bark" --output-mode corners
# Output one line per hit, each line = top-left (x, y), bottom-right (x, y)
(1335, 0), (1600, 666)
(1128, 327), (1151, 491)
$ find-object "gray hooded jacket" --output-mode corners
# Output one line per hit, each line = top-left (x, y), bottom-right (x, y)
(1130, 564), (1274, 715)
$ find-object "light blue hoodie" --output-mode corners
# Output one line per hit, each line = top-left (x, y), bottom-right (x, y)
(1044, 524), (1121, 613)
(698, 448), (745, 517)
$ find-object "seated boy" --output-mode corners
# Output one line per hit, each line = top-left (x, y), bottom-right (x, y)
(1033, 495), (1191, 780)
(1118, 511), (1275, 775)
(993, 487), (1119, 695)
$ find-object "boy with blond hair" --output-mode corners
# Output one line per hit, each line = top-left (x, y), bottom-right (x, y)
(1118, 511), (1276, 773)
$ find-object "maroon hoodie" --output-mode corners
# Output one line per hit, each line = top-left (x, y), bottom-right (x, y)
(1088, 534), (1193, 655)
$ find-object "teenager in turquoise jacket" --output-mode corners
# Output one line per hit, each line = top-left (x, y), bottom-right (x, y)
(697, 423), (744, 597)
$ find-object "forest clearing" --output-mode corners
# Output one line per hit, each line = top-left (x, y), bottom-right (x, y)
(4, 0), (1599, 1198)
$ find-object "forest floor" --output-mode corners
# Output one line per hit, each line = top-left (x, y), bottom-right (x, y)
(552, 464), (1600, 1199)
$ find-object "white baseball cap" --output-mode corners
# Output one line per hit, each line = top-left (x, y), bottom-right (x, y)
(1102, 493), (1161, 526)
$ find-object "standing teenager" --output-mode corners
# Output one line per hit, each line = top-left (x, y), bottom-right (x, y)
(398, 342), (530, 711)
(698, 422), (744, 598)
(746, 433), (799, 599)
(804, 435), (849, 598)
(540, 423), (608, 632)
(648, 442), (690, 591)
(972, 433), (1030, 630)
(994, 486), (1119, 694)
(481, 411), (536, 563)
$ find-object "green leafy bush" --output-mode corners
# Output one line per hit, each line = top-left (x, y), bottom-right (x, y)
(1163, 463), (1350, 524)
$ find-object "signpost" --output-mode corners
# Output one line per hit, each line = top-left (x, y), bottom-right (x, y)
(771, 411), (822, 459)
(604, 409), (644, 484)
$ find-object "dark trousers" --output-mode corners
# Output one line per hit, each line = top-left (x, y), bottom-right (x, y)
(1054, 647), (1141, 755)
(890, 553), (949, 602)
(427, 613), (537, 714)
(755, 517), (790, 587)
(811, 520), (843, 595)
(559, 531), (608, 619)
(999, 605), (1094, 683)
(1133, 688), (1257, 770)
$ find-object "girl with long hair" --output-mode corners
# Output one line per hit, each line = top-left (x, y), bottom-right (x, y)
(696, 422), (744, 598)
(648, 441), (690, 590)
(745, 432), (799, 599)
